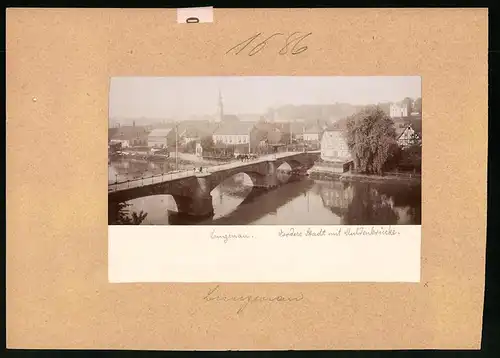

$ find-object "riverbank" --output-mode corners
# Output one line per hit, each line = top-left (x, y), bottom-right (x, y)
(308, 166), (421, 185)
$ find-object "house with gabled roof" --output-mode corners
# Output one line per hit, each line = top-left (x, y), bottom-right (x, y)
(178, 121), (220, 144)
(109, 125), (149, 148)
(212, 120), (255, 147)
(395, 124), (422, 148)
(393, 117), (422, 148)
(148, 128), (174, 148)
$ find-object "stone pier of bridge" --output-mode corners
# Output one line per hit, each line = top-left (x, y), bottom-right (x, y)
(174, 160), (281, 218)
(173, 174), (214, 218)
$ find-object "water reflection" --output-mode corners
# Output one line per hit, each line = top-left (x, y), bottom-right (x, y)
(111, 158), (421, 226)
(126, 195), (178, 225)
(212, 173), (253, 219)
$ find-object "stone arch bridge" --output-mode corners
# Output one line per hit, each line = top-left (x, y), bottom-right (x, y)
(108, 151), (320, 218)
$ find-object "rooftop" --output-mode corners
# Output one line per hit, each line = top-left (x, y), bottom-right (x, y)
(109, 125), (149, 140)
(148, 128), (173, 137)
(214, 121), (255, 135)
(393, 117), (422, 136)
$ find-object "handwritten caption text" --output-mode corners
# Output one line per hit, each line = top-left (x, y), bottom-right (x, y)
(226, 32), (312, 56)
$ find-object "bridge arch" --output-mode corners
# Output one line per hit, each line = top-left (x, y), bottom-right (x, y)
(208, 165), (269, 192)
(275, 157), (313, 170)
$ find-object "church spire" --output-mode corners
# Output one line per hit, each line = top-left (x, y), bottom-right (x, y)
(216, 89), (223, 123)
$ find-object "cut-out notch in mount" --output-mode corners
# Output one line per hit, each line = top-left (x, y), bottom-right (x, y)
(177, 7), (213, 24)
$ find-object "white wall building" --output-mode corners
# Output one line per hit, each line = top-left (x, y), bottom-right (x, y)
(212, 121), (254, 145)
(213, 133), (250, 145)
(303, 124), (321, 142)
(320, 130), (351, 162)
(390, 103), (409, 118)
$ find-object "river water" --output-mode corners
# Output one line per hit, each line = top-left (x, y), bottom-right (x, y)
(109, 159), (421, 226)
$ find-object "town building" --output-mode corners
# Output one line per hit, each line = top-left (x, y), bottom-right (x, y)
(212, 121), (255, 152)
(319, 129), (354, 173)
(268, 121), (304, 143)
(303, 124), (322, 142)
(176, 120), (221, 144)
(320, 130), (351, 161)
(108, 124), (149, 148)
(290, 121), (306, 141)
(148, 128), (173, 148)
(390, 103), (409, 118)
(395, 121), (422, 148)
(180, 128), (201, 145)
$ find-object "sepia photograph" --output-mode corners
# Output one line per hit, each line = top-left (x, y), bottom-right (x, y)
(108, 76), (422, 226)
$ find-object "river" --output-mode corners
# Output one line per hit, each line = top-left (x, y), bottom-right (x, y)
(109, 159), (421, 226)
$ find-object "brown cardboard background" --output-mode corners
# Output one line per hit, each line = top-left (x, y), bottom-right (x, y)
(6, 8), (487, 350)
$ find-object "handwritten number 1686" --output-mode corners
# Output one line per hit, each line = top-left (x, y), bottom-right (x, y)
(226, 32), (312, 56)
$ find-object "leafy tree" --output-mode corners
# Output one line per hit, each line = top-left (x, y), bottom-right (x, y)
(267, 128), (282, 145)
(109, 202), (148, 225)
(399, 143), (422, 173)
(345, 106), (399, 175)
(250, 123), (271, 150)
(377, 102), (391, 116)
(200, 136), (215, 151)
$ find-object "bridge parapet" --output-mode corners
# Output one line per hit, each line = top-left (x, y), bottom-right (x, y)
(108, 151), (321, 220)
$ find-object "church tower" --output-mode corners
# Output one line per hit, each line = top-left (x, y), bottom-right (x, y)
(215, 89), (223, 123)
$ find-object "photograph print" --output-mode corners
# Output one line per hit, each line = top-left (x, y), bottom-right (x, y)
(108, 76), (422, 226)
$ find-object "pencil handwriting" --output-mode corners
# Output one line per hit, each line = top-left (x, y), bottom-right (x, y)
(203, 285), (305, 314)
(210, 229), (252, 243)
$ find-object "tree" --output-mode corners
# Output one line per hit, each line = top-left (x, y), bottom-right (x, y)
(109, 202), (148, 225)
(413, 97), (422, 114)
(399, 140), (422, 173)
(185, 140), (197, 154)
(267, 128), (282, 145)
(345, 106), (399, 175)
(200, 136), (215, 151)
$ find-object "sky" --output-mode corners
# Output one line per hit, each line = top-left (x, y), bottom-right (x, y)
(109, 76), (421, 119)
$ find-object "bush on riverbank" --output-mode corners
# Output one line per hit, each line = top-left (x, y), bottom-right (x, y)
(109, 202), (148, 225)
(397, 144), (422, 173)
